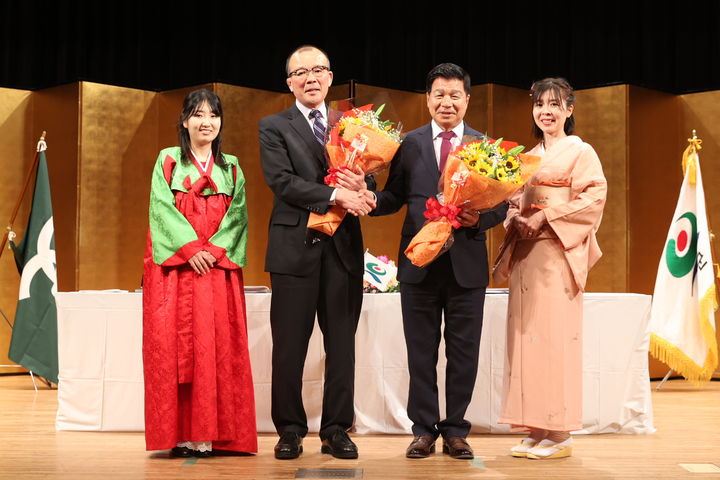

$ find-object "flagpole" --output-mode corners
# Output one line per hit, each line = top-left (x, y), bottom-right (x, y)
(0, 132), (47, 325)
(0, 132), (47, 258)
(0, 133), (49, 391)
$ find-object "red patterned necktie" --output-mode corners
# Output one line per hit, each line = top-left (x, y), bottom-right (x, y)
(438, 130), (456, 174)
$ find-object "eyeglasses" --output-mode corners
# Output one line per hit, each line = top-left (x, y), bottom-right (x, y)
(288, 65), (329, 79)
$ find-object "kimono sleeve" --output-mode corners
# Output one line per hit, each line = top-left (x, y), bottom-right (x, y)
(208, 160), (248, 269)
(150, 150), (203, 266)
(149, 150), (206, 266)
(543, 144), (607, 250)
(503, 187), (523, 232)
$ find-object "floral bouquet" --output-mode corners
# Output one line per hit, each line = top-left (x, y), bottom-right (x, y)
(307, 103), (403, 236)
(404, 137), (541, 268)
(363, 255), (400, 293)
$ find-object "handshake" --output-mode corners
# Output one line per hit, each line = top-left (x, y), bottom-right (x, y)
(336, 189), (376, 217)
(333, 167), (480, 226)
(334, 167), (376, 217)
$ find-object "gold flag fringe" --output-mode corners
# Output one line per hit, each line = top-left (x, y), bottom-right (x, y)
(650, 284), (719, 387)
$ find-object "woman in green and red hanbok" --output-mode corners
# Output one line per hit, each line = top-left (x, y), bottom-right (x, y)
(142, 89), (257, 457)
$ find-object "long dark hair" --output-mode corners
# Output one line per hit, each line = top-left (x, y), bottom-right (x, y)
(177, 88), (226, 166)
(530, 77), (576, 139)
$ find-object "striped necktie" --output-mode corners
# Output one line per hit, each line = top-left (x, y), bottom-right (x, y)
(309, 109), (326, 146)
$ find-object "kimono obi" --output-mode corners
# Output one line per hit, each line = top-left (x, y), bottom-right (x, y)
(521, 184), (571, 216)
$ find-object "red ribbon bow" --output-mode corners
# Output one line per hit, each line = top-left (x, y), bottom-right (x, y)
(324, 165), (350, 185)
(423, 197), (461, 229)
(183, 174), (218, 195)
(181, 175), (219, 220)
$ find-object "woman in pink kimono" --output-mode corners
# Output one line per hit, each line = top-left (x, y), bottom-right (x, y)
(493, 78), (607, 459)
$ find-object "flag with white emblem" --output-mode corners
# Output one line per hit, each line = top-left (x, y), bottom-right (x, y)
(649, 136), (718, 386)
(8, 151), (59, 384)
(363, 251), (398, 291)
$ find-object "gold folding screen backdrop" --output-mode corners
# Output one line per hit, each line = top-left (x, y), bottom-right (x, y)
(1, 81), (719, 377)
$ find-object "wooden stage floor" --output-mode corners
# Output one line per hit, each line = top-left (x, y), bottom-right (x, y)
(1, 375), (719, 479)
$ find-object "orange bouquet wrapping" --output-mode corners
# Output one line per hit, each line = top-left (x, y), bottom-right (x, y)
(308, 104), (402, 236)
(405, 138), (541, 267)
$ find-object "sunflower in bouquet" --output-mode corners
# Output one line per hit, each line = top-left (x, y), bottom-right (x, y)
(308, 104), (403, 236)
(405, 137), (541, 268)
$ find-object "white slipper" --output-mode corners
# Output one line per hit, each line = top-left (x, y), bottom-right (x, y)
(526, 437), (573, 459)
(510, 437), (539, 458)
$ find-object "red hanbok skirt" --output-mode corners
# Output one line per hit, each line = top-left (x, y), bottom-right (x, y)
(142, 189), (257, 453)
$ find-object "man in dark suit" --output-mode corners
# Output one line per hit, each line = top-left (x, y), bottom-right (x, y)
(362, 63), (507, 459)
(258, 45), (376, 460)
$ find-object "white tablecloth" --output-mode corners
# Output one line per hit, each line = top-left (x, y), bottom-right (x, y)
(56, 291), (654, 434)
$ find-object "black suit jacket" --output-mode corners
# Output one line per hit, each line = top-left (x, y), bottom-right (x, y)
(259, 104), (375, 277)
(373, 122), (507, 289)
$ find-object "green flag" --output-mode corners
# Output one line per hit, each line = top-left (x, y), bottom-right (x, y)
(8, 151), (58, 384)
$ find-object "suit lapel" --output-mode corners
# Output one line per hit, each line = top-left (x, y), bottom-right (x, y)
(418, 124), (441, 184)
(462, 123), (484, 142)
(288, 105), (328, 168)
(420, 122), (484, 184)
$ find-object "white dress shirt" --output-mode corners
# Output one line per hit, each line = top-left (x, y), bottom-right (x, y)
(430, 120), (465, 169)
(295, 100), (329, 133)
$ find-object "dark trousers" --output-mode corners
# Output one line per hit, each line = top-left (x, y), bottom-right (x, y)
(400, 254), (486, 439)
(269, 239), (362, 440)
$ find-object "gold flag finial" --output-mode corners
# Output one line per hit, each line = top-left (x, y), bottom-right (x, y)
(682, 130), (702, 186)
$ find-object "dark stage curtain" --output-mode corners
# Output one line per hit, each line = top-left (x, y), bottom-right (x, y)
(1, 0), (719, 94)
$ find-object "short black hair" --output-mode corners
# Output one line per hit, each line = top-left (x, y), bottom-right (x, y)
(530, 77), (576, 139)
(286, 45), (331, 76)
(426, 63), (471, 96)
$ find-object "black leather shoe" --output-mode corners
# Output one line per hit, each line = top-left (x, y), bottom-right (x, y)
(171, 446), (193, 458)
(442, 436), (474, 459)
(274, 432), (303, 459)
(321, 429), (358, 459)
(193, 449), (213, 458)
(406, 435), (436, 458)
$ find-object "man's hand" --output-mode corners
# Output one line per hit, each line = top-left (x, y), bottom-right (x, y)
(360, 189), (377, 210)
(456, 209), (480, 228)
(359, 189), (377, 210)
(189, 251), (217, 275)
(335, 166), (367, 192)
(336, 189), (374, 216)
